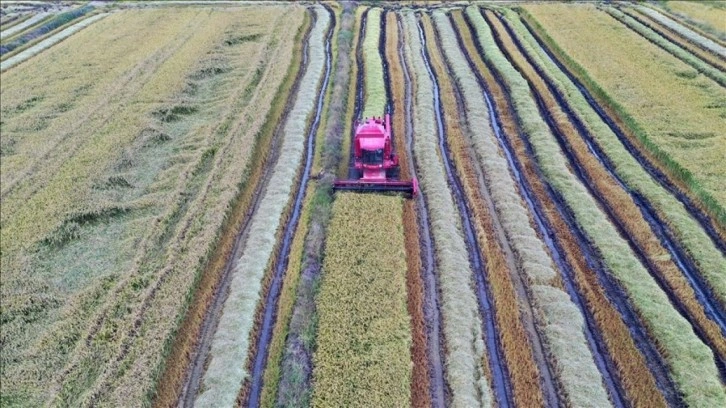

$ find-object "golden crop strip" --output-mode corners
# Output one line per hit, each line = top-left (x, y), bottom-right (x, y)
(402, 10), (493, 407)
(522, 3), (726, 221)
(311, 194), (411, 407)
(338, 6), (366, 178)
(467, 7), (726, 406)
(489, 5), (726, 369)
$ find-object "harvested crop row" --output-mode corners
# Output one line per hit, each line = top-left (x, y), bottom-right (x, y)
(487, 7), (726, 373)
(617, 6), (726, 73)
(602, 7), (726, 87)
(520, 3), (726, 230)
(452, 9), (670, 407)
(0, 13), (107, 71)
(507, 7), (726, 313)
(423, 12), (550, 408)
(655, 1), (726, 44)
(155, 8), (310, 407)
(436, 10), (610, 407)
(633, 5), (726, 58)
(193, 7), (330, 407)
(402, 11), (492, 407)
(0, 11), (49, 39)
(466, 7), (726, 407)
(0, 5), (94, 59)
(361, 7), (385, 119)
(384, 11), (431, 407)
(312, 194), (411, 407)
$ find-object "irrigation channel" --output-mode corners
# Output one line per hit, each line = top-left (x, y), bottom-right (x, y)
(416, 17), (514, 408)
(518, 17), (726, 256)
(175, 7), (332, 406)
(395, 13), (446, 408)
(491, 10), (726, 348)
(245, 7), (333, 406)
(458, 10), (680, 405)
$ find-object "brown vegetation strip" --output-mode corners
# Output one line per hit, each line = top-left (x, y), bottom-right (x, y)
(451, 10), (669, 407)
(486, 9), (726, 368)
(621, 7), (726, 72)
(421, 13), (545, 408)
(152, 12), (311, 407)
(385, 10), (431, 408)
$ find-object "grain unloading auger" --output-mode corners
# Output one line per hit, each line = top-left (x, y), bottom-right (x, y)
(333, 113), (418, 196)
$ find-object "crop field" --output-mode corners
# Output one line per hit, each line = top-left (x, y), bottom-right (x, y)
(1, 1), (724, 407)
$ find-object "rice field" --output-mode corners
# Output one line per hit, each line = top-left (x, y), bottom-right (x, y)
(1, 2), (724, 407)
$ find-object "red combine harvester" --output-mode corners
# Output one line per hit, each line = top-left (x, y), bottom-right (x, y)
(333, 114), (418, 196)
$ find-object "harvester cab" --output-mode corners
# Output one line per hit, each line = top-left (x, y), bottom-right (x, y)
(333, 114), (418, 196)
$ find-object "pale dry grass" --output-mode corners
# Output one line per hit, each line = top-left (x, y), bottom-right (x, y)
(194, 7), (330, 407)
(403, 10), (492, 408)
(473, 7), (726, 406)
(634, 5), (726, 57)
(663, 1), (726, 41)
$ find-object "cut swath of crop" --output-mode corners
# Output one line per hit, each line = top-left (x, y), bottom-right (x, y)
(384, 10), (431, 407)
(192, 6), (330, 408)
(436, 10), (611, 407)
(466, 6), (726, 407)
(422, 12), (548, 408)
(520, 3), (726, 230)
(487, 6), (726, 378)
(402, 11), (492, 407)
(511, 6), (726, 314)
(311, 194), (411, 407)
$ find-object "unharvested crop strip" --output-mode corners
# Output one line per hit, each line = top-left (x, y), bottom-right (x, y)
(518, 8), (726, 244)
(508, 10), (726, 313)
(384, 11), (433, 407)
(426, 12), (553, 408)
(193, 8), (330, 406)
(402, 11), (493, 407)
(361, 7), (385, 119)
(486, 8), (726, 371)
(453, 9), (675, 407)
(466, 7), (726, 406)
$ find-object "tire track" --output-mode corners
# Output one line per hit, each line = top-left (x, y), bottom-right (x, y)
(416, 16), (513, 408)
